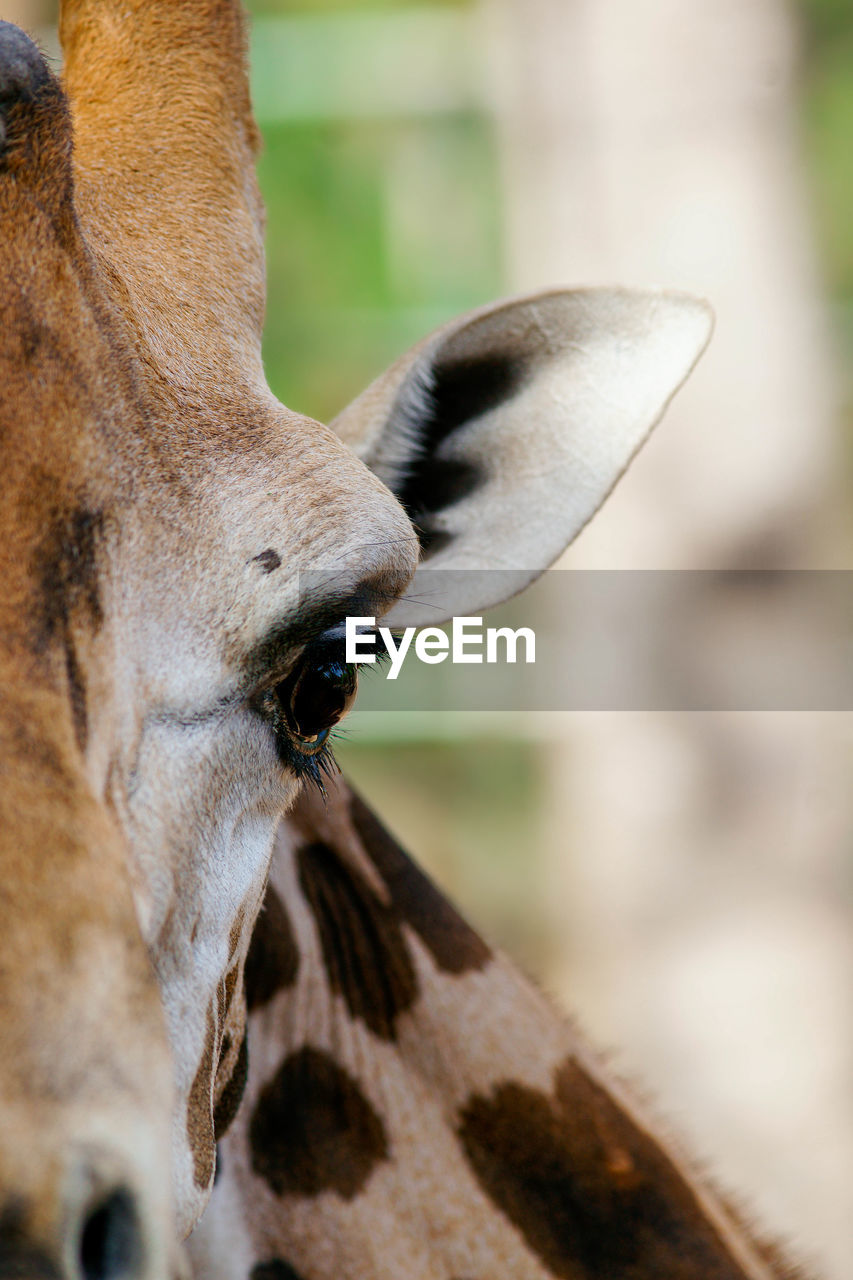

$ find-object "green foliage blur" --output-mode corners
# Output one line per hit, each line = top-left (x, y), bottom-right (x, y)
(246, 0), (852, 424)
(257, 112), (500, 421)
(800, 0), (853, 346)
(249, 0), (466, 12)
(244, 0), (500, 423)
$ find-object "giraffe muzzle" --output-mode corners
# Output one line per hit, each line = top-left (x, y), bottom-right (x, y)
(0, 22), (52, 155)
(0, 22), (50, 107)
(0, 744), (177, 1280)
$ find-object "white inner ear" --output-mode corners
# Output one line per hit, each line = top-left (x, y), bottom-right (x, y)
(335, 288), (713, 626)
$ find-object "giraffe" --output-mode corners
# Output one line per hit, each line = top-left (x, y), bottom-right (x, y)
(189, 774), (810, 1280)
(0, 2), (810, 1278)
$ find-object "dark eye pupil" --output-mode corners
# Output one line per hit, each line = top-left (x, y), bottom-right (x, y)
(279, 644), (357, 745)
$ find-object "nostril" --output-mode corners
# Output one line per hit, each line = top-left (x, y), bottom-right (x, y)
(78, 1188), (144, 1280)
(0, 22), (49, 106)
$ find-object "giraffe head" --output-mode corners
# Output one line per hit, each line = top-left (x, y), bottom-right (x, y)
(0, 5), (710, 1278)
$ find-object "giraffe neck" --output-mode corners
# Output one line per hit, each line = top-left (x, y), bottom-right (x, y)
(190, 774), (808, 1280)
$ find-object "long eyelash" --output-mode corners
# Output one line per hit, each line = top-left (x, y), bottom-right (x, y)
(294, 647), (390, 790)
(350, 631), (393, 676)
(263, 637), (391, 798)
(373, 646), (393, 671)
(283, 731), (342, 798)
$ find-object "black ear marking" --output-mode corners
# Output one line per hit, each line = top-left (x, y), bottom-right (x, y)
(429, 350), (528, 437)
(397, 351), (528, 558)
(407, 459), (480, 556)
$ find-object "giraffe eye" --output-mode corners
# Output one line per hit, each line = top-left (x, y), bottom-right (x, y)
(274, 641), (358, 755)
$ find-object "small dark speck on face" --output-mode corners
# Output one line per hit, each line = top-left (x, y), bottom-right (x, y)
(252, 549), (282, 574)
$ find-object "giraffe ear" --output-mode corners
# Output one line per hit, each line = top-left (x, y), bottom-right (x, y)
(333, 288), (712, 624)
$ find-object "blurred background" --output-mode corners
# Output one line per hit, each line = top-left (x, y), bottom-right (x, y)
(6, 0), (852, 1274)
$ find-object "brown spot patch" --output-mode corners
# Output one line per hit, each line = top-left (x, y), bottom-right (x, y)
(186, 1011), (216, 1190)
(34, 506), (104, 647)
(349, 789), (491, 975)
(252, 549), (282, 573)
(297, 840), (418, 1040)
(29, 505), (105, 752)
(219, 957), (241, 1031)
(249, 1263), (306, 1280)
(213, 1031), (248, 1141)
(249, 1046), (388, 1200)
(63, 638), (88, 750)
(457, 1057), (746, 1280)
(244, 882), (300, 1011)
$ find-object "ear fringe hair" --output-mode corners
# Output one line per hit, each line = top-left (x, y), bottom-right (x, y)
(370, 355), (437, 496)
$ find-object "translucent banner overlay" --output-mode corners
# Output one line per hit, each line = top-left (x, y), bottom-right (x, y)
(298, 570), (853, 711)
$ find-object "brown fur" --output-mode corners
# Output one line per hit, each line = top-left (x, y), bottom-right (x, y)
(0, 28), (176, 1270)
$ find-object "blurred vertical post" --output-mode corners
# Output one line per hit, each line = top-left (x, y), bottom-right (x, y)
(482, 0), (852, 1276)
(0, 1), (49, 30)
